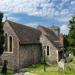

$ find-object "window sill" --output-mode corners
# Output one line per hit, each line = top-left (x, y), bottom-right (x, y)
(3, 52), (13, 54)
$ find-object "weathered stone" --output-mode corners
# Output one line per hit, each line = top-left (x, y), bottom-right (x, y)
(40, 34), (58, 63)
(58, 59), (64, 71)
(1, 21), (64, 70)
(1, 21), (41, 70)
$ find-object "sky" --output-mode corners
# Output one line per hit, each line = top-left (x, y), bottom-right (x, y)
(0, 0), (75, 34)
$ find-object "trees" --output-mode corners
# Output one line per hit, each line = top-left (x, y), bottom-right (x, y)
(64, 16), (75, 55)
(0, 12), (4, 56)
(68, 17), (75, 46)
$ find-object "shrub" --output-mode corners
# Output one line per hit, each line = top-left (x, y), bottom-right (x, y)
(1, 60), (8, 74)
(66, 55), (75, 63)
(65, 62), (75, 74)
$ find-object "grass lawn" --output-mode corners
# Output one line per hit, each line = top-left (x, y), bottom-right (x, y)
(21, 64), (75, 75)
(0, 63), (75, 75)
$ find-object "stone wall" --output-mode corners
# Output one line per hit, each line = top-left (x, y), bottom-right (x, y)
(19, 44), (41, 68)
(1, 21), (42, 70)
(40, 34), (58, 63)
(1, 21), (20, 70)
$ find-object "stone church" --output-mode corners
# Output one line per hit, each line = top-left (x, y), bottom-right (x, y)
(1, 20), (64, 70)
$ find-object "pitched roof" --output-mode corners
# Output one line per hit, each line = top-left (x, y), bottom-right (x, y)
(37, 26), (64, 50)
(6, 20), (41, 44)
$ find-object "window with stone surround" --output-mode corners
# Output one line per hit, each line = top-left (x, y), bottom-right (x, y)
(4, 34), (13, 53)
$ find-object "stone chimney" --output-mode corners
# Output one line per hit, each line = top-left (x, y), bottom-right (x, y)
(49, 26), (60, 37)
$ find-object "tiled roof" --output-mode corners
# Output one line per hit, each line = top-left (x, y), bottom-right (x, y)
(6, 20), (41, 44)
(4, 20), (64, 50)
(37, 26), (64, 50)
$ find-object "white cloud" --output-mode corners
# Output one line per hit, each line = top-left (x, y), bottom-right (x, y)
(0, 0), (75, 28)
(0, 0), (65, 17)
(2, 16), (19, 22)
(60, 25), (69, 35)
(56, 14), (72, 23)
(55, 9), (70, 16)
(62, 0), (70, 2)
(60, 9), (69, 15)
(0, 0), (74, 18)
(25, 23), (39, 28)
(0, 0), (55, 16)
(71, 1), (75, 5)
(60, 0), (69, 6)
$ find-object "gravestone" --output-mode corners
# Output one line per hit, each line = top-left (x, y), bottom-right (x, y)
(58, 59), (64, 71)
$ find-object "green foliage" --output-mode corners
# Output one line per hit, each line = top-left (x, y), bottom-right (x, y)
(0, 68), (13, 75)
(65, 56), (75, 75)
(65, 62), (75, 74)
(64, 35), (69, 50)
(21, 63), (75, 75)
(67, 56), (73, 62)
(67, 55), (75, 64)
(64, 16), (75, 55)
(0, 12), (4, 56)
(68, 16), (75, 46)
(21, 63), (59, 75)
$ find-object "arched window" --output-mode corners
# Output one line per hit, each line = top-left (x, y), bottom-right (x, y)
(9, 36), (13, 52)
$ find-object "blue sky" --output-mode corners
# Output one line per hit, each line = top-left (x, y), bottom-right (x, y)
(0, 0), (75, 34)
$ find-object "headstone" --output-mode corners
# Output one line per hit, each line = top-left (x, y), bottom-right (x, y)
(58, 59), (64, 71)
(24, 72), (32, 75)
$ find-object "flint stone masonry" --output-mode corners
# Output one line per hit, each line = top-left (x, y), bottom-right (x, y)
(19, 44), (41, 68)
(1, 21), (41, 70)
(1, 22), (19, 69)
(40, 34), (58, 63)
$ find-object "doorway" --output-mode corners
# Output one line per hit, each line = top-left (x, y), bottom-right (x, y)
(58, 51), (63, 61)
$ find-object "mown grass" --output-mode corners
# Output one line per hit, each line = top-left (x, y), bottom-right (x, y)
(21, 63), (75, 75)
(0, 63), (75, 75)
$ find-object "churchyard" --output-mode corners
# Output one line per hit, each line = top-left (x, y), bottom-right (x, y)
(0, 60), (75, 75)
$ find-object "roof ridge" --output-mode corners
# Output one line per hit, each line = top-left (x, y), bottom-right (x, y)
(37, 25), (58, 37)
(37, 25), (56, 32)
(6, 20), (39, 31)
